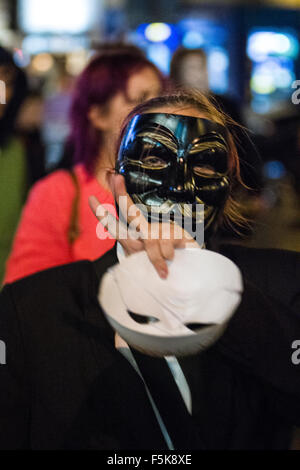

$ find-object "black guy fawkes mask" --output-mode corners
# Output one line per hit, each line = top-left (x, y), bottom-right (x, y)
(116, 113), (231, 242)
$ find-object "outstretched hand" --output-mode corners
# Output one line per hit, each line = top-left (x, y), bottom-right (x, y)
(89, 174), (194, 279)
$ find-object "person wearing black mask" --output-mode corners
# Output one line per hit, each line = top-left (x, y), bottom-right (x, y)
(0, 90), (299, 450)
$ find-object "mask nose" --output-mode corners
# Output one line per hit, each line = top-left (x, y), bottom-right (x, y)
(163, 185), (190, 202)
(162, 155), (194, 201)
(175, 156), (186, 188)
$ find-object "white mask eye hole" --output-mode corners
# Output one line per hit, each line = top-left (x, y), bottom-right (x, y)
(128, 311), (159, 325)
(185, 323), (215, 332)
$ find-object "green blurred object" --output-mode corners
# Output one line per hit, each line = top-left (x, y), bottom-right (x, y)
(0, 137), (27, 286)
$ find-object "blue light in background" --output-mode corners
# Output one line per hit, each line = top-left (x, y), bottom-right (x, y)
(251, 97), (272, 114)
(178, 18), (229, 94)
(178, 18), (227, 46)
(247, 30), (299, 62)
(263, 161), (286, 179)
(22, 35), (89, 54)
(208, 47), (229, 94)
(13, 48), (31, 68)
(136, 23), (179, 74)
(182, 31), (204, 49)
(134, 19), (229, 91)
(247, 29), (299, 113)
(147, 43), (171, 74)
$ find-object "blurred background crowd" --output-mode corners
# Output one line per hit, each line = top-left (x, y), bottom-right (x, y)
(0, 0), (300, 288)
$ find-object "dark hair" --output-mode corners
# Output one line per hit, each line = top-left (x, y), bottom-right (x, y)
(170, 47), (207, 87)
(118, 89), (249, 231)
(69, 45), (165, 174)
(0, 47), (28, 146)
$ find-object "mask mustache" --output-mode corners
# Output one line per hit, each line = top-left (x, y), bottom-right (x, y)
(131, 195), (214, 224)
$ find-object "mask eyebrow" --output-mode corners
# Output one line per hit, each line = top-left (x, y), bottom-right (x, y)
(188, 139), (228, 155)
(137, 130), (178, 153)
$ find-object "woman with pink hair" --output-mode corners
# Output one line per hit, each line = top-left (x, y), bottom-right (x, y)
(4, 45), (163, 284)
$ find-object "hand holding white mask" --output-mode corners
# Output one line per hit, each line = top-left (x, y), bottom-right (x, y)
(99, 247), (243, 357)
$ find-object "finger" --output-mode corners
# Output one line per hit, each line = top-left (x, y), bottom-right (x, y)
(88, 195), (101, 217)
(119, 237), (144, 255)
(112, 174), (149, 236)
(154, 223), (188, 251)
(144, 240), (168, 279)
(169, 223), (195, 249)
(88, 195), (127, 240)
(89, 195), (147, 256)
(185, 238), (202, 248)
(111, 174), (135, 217)
(159, 239), (175, 261)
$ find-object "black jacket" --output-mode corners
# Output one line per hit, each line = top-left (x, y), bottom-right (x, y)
(0, 244), (299, 450)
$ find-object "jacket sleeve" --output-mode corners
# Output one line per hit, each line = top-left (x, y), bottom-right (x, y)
(0, 285), (30, 449)
(217, 278), (300, 425)
(3, 171), (75, 285)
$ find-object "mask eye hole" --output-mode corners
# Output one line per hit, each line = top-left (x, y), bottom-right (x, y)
(185, 323), (215, 331)
(128, 311), (159, 324)
(141, 156), (168, 170)
(193, 165), (216, 177)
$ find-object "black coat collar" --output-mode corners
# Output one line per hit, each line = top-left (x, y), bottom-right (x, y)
(93, 246), (118, 282)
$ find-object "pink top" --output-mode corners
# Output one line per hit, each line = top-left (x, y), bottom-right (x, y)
(4, 164), (116, 284)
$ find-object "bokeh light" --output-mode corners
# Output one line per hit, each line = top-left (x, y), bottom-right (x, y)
(19, 0), (99, 34)
(182, 31), (204, 49)
(31, 53), (54, 74)
(247, 30), (299, 61)
(145, 23), (172, 43)
(263, 161), (286, 179)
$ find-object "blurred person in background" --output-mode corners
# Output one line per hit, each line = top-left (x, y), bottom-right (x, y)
(42, 67), (75, 171)
(170, 47), (242, 123)
(3, 45), (164, 285)
(0, 46), (31, 284)
(170, 47), (264, 236)
(16, 88), (46, 184)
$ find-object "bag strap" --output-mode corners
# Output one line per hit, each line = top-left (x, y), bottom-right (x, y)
(68, 169), (80, 244)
